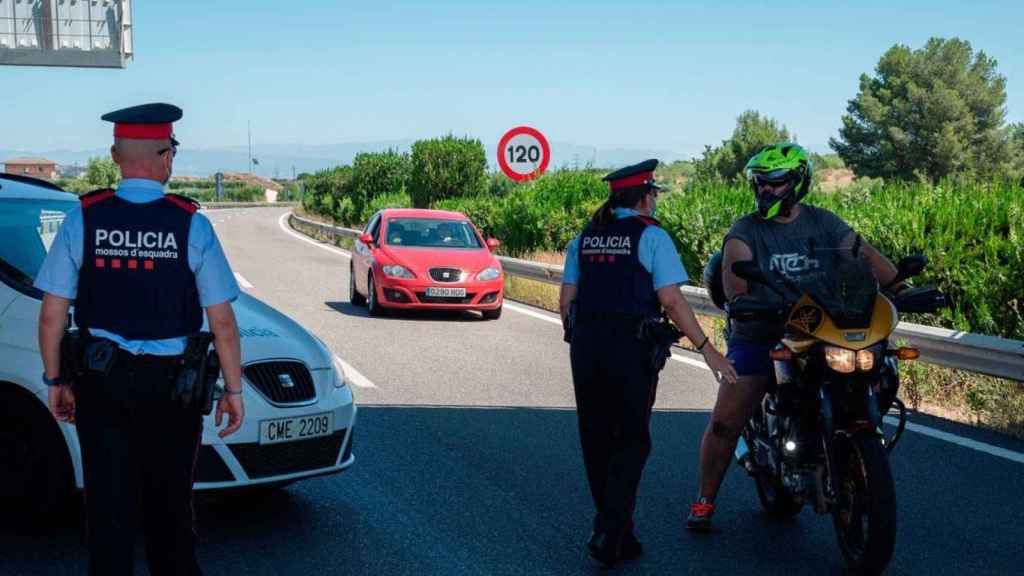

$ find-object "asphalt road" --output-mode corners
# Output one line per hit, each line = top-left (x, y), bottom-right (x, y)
(3, 207), (1022, 575)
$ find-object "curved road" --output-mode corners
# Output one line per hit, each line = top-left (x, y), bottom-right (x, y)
(3, 207), (1022, 575)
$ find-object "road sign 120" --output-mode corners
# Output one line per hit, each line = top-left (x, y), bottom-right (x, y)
(497, 126), (550, 181)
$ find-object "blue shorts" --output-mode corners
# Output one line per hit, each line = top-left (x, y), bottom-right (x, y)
(726, 338), (776, 377)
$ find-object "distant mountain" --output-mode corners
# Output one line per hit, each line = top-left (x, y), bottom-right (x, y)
(2, 140), (689, 178)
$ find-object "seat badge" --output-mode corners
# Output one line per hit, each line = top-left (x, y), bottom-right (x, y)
(278, 373), (295, 388)
(443, 271), (450, 279)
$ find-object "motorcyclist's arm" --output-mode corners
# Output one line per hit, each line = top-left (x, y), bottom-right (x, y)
(722, 237), (754, 301)
(843, 232), (902, 290)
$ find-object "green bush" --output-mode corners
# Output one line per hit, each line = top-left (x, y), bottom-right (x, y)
(360, 190), (412, 223)
(409, 134), (487, 207)
(301, 166), (354, 222)
(350, 149), (411, 215)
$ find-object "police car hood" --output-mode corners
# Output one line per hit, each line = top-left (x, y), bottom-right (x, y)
(225, 293), (331, 369)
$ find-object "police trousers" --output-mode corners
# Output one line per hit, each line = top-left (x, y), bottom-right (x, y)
(569, 321), (659, 534)
(73, 349), (203, 576)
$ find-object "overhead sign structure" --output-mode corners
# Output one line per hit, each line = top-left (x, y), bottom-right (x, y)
(497, 126), (550, 181)
(0, 0), (133, 69)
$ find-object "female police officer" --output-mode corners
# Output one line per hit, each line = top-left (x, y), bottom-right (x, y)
(35, 103), (245, 575)
(559, 159), (736, 567)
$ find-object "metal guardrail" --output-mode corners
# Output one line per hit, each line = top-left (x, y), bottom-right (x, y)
(205, 202), (298, 210)
(289, 213), (1024, 382)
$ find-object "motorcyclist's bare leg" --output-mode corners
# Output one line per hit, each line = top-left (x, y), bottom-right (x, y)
(697, 374), (770, 501)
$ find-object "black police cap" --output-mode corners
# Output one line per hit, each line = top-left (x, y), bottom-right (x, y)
(603, 159), (662, 191)
(102, 103), (182, 145)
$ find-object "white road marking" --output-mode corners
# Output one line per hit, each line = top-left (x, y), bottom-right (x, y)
(335, 355), (377, 389)
(882, 417), (1024, 465)
(279, 212), (1024, 465)
(234, 272), (254, 289)
(503, 302), (561, 324)
(502, 303), (712, 371)
(277, 212), (352, 260)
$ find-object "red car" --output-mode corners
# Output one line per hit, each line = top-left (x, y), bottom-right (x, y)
(349, 208), (505, 319)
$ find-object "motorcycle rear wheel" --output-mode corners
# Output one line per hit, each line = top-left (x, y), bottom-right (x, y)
(831, 434), (897, 576)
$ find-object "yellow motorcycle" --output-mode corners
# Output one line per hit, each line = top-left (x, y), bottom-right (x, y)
(708, 249), (946, 575)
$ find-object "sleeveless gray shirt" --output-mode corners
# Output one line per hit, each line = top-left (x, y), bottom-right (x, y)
(725, 205), (853, 343)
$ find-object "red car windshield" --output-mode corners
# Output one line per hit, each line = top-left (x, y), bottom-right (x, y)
(385, 218), (482, 249)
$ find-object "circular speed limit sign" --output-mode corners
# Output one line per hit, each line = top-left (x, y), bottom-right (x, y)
(497, 126), (550, 181)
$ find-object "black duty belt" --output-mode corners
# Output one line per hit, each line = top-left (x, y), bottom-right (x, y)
(575, 311), (652, 327)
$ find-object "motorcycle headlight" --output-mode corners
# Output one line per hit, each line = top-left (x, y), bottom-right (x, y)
(824, 346), (856, 374)
(331, 355), (348, 389)
(381, 264), (415, 279)
(477, 267), (501, 281)
(856, 349), (876, 372)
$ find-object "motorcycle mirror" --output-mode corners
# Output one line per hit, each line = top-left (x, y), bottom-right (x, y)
(886, 255), (928, 288)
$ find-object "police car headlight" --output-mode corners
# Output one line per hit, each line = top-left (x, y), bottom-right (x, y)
(331, 355), (348, 389)
(382, 265), (415, 279)
(477, 267), (501, 281)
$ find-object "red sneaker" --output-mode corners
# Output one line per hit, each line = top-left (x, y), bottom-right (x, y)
(686, 497), (715, 532)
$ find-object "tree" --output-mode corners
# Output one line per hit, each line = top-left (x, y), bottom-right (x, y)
(830, 37), (1013, 182)
(1010, 122), (1024, 180)
(409, 134), (487, 207)
(84, 157), (120, 188)
(350, 149), (411, 212)
(696, 111), (791, 181)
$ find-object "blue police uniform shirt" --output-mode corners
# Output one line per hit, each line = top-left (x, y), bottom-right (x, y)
(33, 178), (240, 355)
(562, 207), (689, 289)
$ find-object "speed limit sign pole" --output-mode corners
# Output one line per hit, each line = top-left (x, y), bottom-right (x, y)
(497, 126), (551, 181)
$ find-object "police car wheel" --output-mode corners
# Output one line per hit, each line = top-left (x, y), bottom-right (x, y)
(349, 264), (366, 306)
(481, 307), (502, 320)
(367, 274), (387, 317)
(0, 391), (74, 526)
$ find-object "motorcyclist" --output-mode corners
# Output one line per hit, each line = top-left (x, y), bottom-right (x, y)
(686, 142), (907, 531)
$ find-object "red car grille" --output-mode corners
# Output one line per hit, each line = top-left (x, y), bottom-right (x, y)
(428, 268), (463, 282)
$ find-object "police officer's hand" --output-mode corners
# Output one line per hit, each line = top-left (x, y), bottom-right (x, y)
(48, 384), (76, 424)
(702, 346), (738, 385)
(216, 393), (244, 438)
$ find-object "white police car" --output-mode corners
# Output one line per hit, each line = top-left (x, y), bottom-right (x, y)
(0, 174), (356, 518)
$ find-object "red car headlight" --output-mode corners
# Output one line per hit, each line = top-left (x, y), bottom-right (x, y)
(381, 265), (415, 279)
(477, 267), (501, 281)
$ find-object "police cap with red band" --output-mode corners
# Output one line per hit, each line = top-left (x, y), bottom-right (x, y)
(101, 102), (182, 146)
(602, 158), (663, 192)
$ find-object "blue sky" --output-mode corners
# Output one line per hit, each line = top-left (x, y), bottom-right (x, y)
(3, 0), (1023, 158)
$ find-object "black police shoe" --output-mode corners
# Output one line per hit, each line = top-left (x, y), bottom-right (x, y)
(587, 529), (624, 568)
(620, 531), (643, 561)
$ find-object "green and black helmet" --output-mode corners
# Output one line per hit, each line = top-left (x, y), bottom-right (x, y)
(745, 142), (812, 219)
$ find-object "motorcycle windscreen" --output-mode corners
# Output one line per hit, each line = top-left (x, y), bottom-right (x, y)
(783, 246), (879, 330)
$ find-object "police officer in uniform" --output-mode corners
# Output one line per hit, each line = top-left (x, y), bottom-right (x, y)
(35, 103), (245, 575)
(560, 159), (737, 567)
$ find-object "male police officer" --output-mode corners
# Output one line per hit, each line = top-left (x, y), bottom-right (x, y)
(35, 103), (245, 575)
(559, 159), (737, 567)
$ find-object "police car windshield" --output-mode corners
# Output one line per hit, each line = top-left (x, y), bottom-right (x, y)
(0, 198), (76, 286)
(385, 218), (482, 249)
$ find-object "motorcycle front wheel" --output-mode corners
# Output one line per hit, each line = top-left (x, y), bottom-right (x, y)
(831, 433), (897, 575)
(747, 426), (803, 518)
